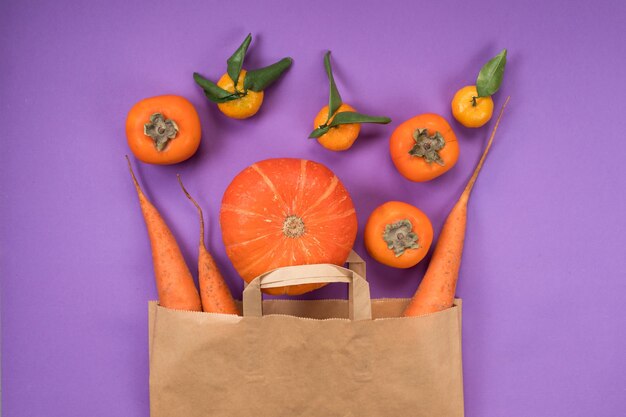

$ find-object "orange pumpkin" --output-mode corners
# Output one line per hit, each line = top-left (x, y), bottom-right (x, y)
(220, 158), (358, 295)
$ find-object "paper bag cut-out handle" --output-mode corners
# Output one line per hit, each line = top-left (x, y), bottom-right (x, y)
(243, 251), (372, 320)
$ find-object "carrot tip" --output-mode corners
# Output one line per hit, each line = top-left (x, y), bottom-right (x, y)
(462, 96), (511, 197)
(126, 155), (142, 192)
(177, 175), (207, 249)
(177, 175), (193, 201)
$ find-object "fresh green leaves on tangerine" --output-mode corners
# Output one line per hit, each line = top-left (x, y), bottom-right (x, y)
(193, 73), (239, 103)
(476, 49), (507, 97)
(324, 51), (343, 121)
(309, 111), (391, 138)
(226, 33), (252, 87)
(244, 57), (293, 92)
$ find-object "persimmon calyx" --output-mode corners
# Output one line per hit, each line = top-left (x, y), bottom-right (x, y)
(383, 219), (419, 257)
(283, 215), (306, 238)
(144, 113), (179, 151)
(408, 128), (445, 166)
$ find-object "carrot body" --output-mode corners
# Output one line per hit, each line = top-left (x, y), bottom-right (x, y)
(403, 97), (510, 317)
(127, 157), (202, 311)
(178, 176), (239, 315)
(198, 245), (239, 314)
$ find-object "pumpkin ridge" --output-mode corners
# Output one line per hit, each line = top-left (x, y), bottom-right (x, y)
(321, 195), (350, 214)
(297, 237), (313, 258)
(302, 234), (328, 258)
(304, 208), (356, 226)
(302, 175), (339, 216)
(251, 163), (289, 214)
(331, 241), (354, 252)
(237, 237), (284, 279)
(225, 231), (283, 249)
(221, 204), (283, 222)
(293, 159), (308, 212)
(301, 195), (351, 225)
(286, 239), (297, 263)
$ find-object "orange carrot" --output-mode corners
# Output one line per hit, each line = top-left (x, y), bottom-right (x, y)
(403, 97), (510, 317)
(126, 156), (202, 311)
(178, 175), (239, 315)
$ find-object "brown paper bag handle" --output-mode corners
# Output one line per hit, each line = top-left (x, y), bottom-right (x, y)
(242, 251), (372, 320)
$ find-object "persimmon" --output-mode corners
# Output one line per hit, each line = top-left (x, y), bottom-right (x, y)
(451, 85), (494, 128)
(126, 95), (201, 165)
(194, 33), (292, 119)
(220, 158), (358, 295)
(390, 113), (460, 182)
(309, 52), (390, 150)
(365, 201), (433, 268)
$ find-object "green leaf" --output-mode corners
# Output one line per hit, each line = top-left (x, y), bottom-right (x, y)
(193, 73), (239, 103)
(227, 33), (252, 86)
(243, 57), (293, 92)
(327, 111), (391, 127)
(476, 49), (507, 97)
(324, 51), (342, 120)
(308, 126), (331, 139)
(308, 112), (391, 139)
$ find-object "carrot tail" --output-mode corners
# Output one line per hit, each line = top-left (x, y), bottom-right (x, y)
(126, 157), (202, 311)
(403, 97), (510, 317)
(178, 175), (239, 315)
(461, 96), (510, 199)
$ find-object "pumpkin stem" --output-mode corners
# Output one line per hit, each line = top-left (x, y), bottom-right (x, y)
(283, 215), (306, 238)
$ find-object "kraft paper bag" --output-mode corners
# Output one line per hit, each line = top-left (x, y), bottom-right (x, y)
(148, 252), (464, 417)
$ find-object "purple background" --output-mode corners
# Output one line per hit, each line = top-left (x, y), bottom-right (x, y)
(2, 0), (625, 415)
